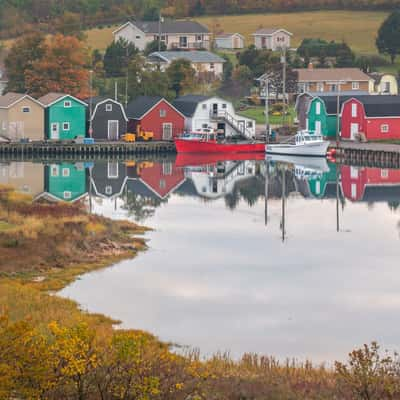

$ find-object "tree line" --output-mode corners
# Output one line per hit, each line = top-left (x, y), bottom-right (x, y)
(1, 0), (400, 39)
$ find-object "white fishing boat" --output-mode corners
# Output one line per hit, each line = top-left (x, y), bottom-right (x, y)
(266, 154), (330, 174)
(266, 131), (330, 157)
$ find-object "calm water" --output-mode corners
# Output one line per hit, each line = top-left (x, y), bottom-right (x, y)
(3, 155), (400, 362)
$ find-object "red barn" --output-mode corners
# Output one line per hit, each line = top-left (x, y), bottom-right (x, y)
(341, 95), (400, 141)
(126, 96), (185, 141)
(341, 165), (400, 201)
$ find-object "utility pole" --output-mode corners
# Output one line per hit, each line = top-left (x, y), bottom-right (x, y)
(264, 76), (269, 144)
(281, 46), (287, 128)
(158, 11), (162, 52)
(89, 70), (93, 138)
(125, 45), (129, 109)
(336, 81), (343, 148)
(114, 80), (118, 101)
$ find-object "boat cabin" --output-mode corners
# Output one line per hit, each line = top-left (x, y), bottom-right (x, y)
(295, 131), (324, 145)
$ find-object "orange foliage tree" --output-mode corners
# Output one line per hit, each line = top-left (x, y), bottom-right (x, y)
(25, 34), (92, 99)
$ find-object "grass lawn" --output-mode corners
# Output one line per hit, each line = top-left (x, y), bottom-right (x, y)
(0, 220), (14, 232)
(238, 106), (295, 126)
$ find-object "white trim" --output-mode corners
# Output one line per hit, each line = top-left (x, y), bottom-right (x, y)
(41, 94), (88, 109)
(0, 94), (45, 109)
(90, 176), (129, 200)
(112, 21), (145, 35)
(107, 120), (119, 140)
(252, 29), (293, 37)
(134, 177), (186, 200)
(33, 191), (88, 203)
(90, 98), (128, 121)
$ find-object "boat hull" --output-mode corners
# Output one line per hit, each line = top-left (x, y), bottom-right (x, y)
(175, 139), (265, 154)
(265, 141), (330, 157)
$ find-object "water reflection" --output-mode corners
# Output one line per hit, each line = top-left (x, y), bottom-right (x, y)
(2, 155), (400, 361)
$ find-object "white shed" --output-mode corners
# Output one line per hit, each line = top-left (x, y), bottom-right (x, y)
(215, 33), (245, 49)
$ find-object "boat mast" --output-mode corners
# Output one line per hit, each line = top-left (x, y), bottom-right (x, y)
(264, 160), (269, 226)
(281, 166), (286, 242)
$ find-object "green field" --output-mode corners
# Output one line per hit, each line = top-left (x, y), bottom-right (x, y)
(85, 10), (389, 54)
(238, 106), (296, 126)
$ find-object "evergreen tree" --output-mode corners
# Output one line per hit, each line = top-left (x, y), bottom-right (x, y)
(376, 10), (400, 64)
(103, 38), (138, 78)
(144, 40), (167, 56)
(166, 59), (196, 97)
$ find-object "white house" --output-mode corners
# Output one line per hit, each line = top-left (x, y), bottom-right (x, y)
(185, 160), (257, 199)
(148, 51), (225, 80)
(113, 20), (210, 51)
(215, 33), (245, 49)
(0, 63), (8, 96)
(172, 95), (256, 138)
(368, 72), (398, 95)
(252, 28), (292, 51)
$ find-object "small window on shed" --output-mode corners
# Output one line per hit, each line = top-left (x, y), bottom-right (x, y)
(381, 169), (389, 178)
(210, 63), (215, 70)
(106, 104), (112, 112)
(22, 106), (30, 113)
(136, 35), (141, 39)
(222, 103), (227, 109)
(63, 122), (70, 131)
(196, 35), (202, 41)
(64, 101), (72, 108)
(63, 191), (72, 200)
(202, 104), (207, 110)
(62, 168), (70, 177)
(381, 124), (389, 133)
(351, 103), (357, 117)
(160, 109), (166, 117)
(247, 121), (253, 128)
(50, 165), (59, 177)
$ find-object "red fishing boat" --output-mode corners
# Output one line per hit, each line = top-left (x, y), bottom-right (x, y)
(174, 130), (265, 154)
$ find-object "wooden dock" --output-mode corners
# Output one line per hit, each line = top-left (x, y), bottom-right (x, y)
(333, 141), (400, 169)
(0, 141), (176, 157)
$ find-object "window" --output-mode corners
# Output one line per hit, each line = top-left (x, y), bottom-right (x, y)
(202, 123), (208, 128)
(62, 168), (70, 177)
(136, 35), (141, 39)
(247, 121), (253, 128)
(159, 179), (166, 189)
(351, 183), (357, 199)
(196, 35), (202, 41)
(316, 102), (321, 115)
(105, 186), (112, 195)
(50, 165), (59, 177)
(107, 162), (118, 178)
(160, 108), (166, 117)
(106, 104), (112, 112)
(381, 124), (389, 133)
(162, 162), (172, 176)
(64, 101), (71, 108)
(330, 84), (338, 92)
(202, 104), (207, 110)
(352, 82), (359, 90)
(22, 106), (30, 113)
(210, 63), (215, 70)
(350, 166), (358, 179)
(63, 191), (72, 200)
(63, 122), (70, 131)
(351, 103), (357, 117)
(161, 35), (166, 41)
(381, 169), (389, 178)
(316, 82), (324, 92)
(222, 103), (227, 109)
(384, 81), (391, 93)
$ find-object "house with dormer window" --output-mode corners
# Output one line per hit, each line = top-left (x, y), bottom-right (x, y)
(113, 20), (210, 51)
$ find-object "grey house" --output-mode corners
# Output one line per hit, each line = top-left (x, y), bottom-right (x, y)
(113, 20), (210, 51)
(85, 97), (128, 141)
(148, 51), (225, 80)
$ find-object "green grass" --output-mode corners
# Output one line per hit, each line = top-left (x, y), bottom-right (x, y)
(0, 220), (14, 231)
(238, 106), (295, 125)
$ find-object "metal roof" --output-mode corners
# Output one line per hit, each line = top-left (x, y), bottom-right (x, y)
(125, 96), (163, 119)
(294, 68), (371, 82)
(172, 95), (211, 117)
(149, 51), (225, 64)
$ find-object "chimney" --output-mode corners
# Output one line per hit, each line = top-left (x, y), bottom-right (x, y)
(308, 62), (313, 70)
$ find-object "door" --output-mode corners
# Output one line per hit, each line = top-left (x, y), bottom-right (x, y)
(212, 103), (218, 116)
(261, 37), (267, 48)
(350, 123), (359, 140)
(51, 122), (59, 140)
(162, 123), (173, 140)
(179, 36), (188, 48)
(108, 120), (119, 141)
(315, 120), (321, 135)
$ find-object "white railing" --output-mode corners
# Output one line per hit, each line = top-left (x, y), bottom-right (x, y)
(210, 110), (253, 138)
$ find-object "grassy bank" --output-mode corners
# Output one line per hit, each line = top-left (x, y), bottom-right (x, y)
(238, 105), (296, 125)
(1, 184), (400, 399)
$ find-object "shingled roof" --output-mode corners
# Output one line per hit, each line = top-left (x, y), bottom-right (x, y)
(172, 95), (211, 117)
(114, 20), (209, 35)
(149, 51), (225, 64)
(295, 68), (371, 82)
(252, 28), (292, 36)
(0, 92), (42, 108)
(125, 96), (163, 119)
(38, 93), (87, 107)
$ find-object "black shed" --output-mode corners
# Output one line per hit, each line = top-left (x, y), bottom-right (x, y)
(85, 97), (128, 141)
